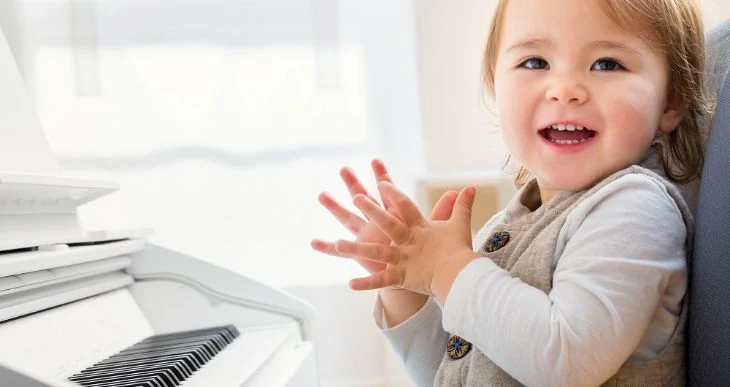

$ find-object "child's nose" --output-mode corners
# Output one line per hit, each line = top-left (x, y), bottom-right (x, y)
(545, 74), (589, 105)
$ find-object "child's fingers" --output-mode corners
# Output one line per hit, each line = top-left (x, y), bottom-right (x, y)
(312, 239), (388, 274)
(451, 186), (477, 224)
(334, 240), (399, 265)
(340, 167), (379, 205)
(310, 239), (345, 257)
(349, 268), (402, 291)
(378, 181), (426, 227)
(430, 190), (458, 221)
(371, 158), (393, 183)
(372, 159), (395, 209)
(318, 192), (366, 235)
(353, 194), (410, 244)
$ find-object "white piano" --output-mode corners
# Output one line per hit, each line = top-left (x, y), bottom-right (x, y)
(0, 28), (319, 387)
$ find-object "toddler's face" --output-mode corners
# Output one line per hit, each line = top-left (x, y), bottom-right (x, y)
(493, 0), (681, 202)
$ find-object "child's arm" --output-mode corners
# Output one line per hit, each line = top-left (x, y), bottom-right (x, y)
(311, 160), (457, 382)
(375, 292), (447, 386)
(343, 173), (686, 386)
(377, 209), (504, 326)
(378, 289), (428, 327)
(372, 208), (506, 386)
(439, 174), (686, 386)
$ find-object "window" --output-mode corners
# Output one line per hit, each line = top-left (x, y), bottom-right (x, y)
(7, 0), (424, 287)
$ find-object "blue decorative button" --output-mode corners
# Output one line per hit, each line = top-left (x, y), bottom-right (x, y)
(486, 231), (510, 252)
(447, 335), (472, 360)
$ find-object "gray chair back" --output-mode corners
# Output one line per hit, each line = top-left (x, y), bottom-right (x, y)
(687, 19), (730, 386)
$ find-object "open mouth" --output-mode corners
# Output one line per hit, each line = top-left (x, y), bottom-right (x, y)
(539, 124), (596, 145)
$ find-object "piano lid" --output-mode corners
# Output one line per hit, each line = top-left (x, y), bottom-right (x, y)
(0, 28), (124, 251)
(0, 27), (61, 176)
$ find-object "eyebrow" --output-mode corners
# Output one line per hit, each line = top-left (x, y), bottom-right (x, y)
(505, 38), (641, 55)
(505, 38), (551, 53)
(586, 40), (641, 54)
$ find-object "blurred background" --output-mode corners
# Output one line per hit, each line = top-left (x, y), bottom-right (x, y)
(0, 1), (728, 386)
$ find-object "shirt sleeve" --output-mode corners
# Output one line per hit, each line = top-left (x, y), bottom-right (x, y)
(373, 295), (448, 387)
(441, 173), (688, 387)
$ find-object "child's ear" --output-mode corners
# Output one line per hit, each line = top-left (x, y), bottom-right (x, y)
(659, 88), (685, 133)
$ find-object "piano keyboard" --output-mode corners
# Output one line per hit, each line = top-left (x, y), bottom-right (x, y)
(68, 325), (240, 387)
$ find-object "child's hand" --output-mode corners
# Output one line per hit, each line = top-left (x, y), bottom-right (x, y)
(311, 159), (459, 275)
(311, 160), (395, 274)
(334, 181), (479, 296)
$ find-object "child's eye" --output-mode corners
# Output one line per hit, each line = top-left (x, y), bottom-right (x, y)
(591, 58), (624, 71)
(519, 57), (549, 70)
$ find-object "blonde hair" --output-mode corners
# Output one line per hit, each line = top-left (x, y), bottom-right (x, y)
(482, 0), (709, 187)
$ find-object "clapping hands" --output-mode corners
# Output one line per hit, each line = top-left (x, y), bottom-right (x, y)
(311, 159), (458, 274)
(312, 159), (479, 298)
(335, 181), (478, 295)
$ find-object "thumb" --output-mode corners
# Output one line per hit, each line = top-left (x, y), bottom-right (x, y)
(452, 186), (476, 224)
(429, 190), (458, 221)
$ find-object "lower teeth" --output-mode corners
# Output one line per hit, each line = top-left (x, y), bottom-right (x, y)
(551, 139), (587, 145)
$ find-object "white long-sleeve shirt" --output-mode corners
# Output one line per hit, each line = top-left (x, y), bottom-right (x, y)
(375, 173), (688, 386)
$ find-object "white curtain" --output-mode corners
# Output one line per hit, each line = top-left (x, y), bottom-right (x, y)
(2, 0), (423, 385)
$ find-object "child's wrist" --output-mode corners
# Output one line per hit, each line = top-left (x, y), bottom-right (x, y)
(431, 250), (480, 304)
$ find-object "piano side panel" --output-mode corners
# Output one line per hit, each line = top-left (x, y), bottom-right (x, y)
(244, 341), (318, 387)
(129, 243), (317, 340)
(286, 345), (319, 387)
(128, 244), (321, 386)
(129, 279), (303, 334)
(0, 289), (153, 381)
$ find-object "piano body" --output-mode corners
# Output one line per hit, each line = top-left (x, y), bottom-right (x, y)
(0, 28), (319, 387)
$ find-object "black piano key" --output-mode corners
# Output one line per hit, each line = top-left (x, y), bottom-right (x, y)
(91, 376), (167, 387)
(76, 373), (165, 387)
(81, 381), (157, 387)
(95, 343), (213, 367)
(80, 354), (196, 377)
(76, 354), (198, 382)
(139, 330), (234, 348)
(116, 333), (227, 355)
(68, 324), (239, 387)
(71, 362), (186, 383)
(108, 331), (232, 361)
(98, 336), (223, 363)
(113, 341), (218, 361)
(75, 363), (184, 387)
(140, 326), (237, 345)
(71, 367), (181, 387)
(134, 330), (236, 352)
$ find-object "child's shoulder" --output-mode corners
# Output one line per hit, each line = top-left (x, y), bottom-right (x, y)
(587, 165), (677, 200)
(585, 165), (685, 207)
(569, 165), (691, 230)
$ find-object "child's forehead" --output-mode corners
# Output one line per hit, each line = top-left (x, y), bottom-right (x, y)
(498, 0), (656, 50)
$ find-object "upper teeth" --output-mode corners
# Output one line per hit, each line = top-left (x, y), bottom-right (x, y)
(551, 124), (584, 131)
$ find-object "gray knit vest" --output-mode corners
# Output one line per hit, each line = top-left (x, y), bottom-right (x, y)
(433, 166), (693, 386)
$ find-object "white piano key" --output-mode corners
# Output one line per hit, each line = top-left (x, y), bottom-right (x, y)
(179, 325), (299, 387)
